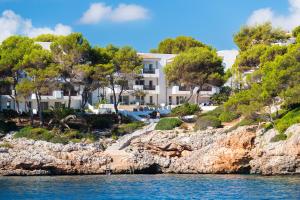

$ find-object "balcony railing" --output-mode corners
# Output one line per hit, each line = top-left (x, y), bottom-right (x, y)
(178, 86), (190, 91)
(142, 68), (156, 74)
(143, 85), (156, 90)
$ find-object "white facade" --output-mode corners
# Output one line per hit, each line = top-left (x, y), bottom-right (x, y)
(0, 41), (238, 111)
(91, 52), (233, 107)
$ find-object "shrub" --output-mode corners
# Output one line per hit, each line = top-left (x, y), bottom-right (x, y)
(0, 142), (13, 148)
(14, 126), (52, 141)
(0, 109), (19, 119)
(14, 126), (98, 144)
(194, 115), (222, 130)
(112, 121), (145, 136)
(171, 103), (200, 117)
(0, 120), (17, 133)
(275, 107), (300, 133)
(155, 118), (183, 130)
(86, 114), (118, 129)
(218, 111), (239, 122)
(236, 118), (257, 127)
(270, 133), (287, 142)
(203, 106), (224, 118)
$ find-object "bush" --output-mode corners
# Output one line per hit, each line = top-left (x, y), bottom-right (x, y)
(194, 115), (222, 130)
(14, 126), (98, 144)
(0, 120), (17, 133)
(155, 118), (183, 130)
(86, 114), (118, 129)
(218, 111), (239, 122)
(270, 133), (287, 142)
(14, 126), (52, 141)
(275, 107), (300, 133)
(0, 109), (19, 119)
(112, 121), (145, 137)
(171, 103), (200, 117)
(203, 106), (224, 118)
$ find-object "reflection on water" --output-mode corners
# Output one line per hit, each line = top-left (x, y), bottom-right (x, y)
(0, 174), (299, 200)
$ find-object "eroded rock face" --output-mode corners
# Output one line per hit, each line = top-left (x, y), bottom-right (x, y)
(250, 124), (300, 175)
(0, 124), (300, 175)
(127, 126), (257, 174)
(0, 135), (111, 175)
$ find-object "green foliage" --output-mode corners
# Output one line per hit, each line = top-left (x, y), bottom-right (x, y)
(15, 127), (53, 141)
(218, 111), (239, 122)
(235, 118), (257, 127)
(164, 47), (224, 90)
(171, 103), (200, 117)
(270, 133), (287, 142)
(194, 115), (222, 130)
(14, 126), (97, 144)
(210, 86), (231, 105)
(112, 121), (145, 136)
(0, 120), (17, 133)
(155, 118), (183, 130)
(34, 34), (61, 42)
(0, 142), (13, 148)
(292, 26), (300, 37)
(151, 36), (210, 54)
(233, 23), (288, 51)
(275, 107), (300, 133)
(86, 114), (118, 129)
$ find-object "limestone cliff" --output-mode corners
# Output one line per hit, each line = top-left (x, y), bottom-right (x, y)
(0, 124), (299, 175)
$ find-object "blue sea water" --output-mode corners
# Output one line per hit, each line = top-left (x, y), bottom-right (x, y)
(0, 174), (299, 200)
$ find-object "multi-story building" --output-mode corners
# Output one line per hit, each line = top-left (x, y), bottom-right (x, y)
(91, 51), (237, 107)
(0, 42), (237, 112)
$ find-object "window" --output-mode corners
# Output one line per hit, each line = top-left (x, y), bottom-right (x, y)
(149, 64), (153, 70)
(168, 96), (172, 105)
(176, 96), (184, 105)
(120, 96), (129, 105)
(176, 96), (179, 105)
(135, 80), (144, 85)
(40, 102), (49, 111)
(149, 96), (153, 104)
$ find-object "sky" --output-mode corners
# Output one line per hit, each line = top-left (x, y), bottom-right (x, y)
(0, 0), (298, 52)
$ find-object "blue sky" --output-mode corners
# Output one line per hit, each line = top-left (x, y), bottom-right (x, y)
(0, 0), (294, 52)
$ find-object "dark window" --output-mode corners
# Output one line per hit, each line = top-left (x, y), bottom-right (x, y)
(168, 96), (172, 105)
(149, 96), (153, 104)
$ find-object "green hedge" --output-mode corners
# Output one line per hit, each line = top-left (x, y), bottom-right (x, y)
(194, 115), (222, 130)
(275, 107), (300, 133)
(171, 103), (200, 117)
(155, 118), (183, 130)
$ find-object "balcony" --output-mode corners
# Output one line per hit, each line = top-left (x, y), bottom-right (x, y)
(142, 69), (155, 74)
(141, 68), (159, 78)
(143, 85), (156, 90)
(172, 86), (191, 95)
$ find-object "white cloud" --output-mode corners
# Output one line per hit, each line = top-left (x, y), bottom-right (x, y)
(247, 0), (300, 30)
(79, 2), (149, 24)
(79, 3), (112, 24)
(0, 10), (72, 42)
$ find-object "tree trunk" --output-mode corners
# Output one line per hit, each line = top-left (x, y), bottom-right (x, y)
(68, 89), (71, 109)
(36, 92), (43, 126)
(80, 89), (88, 110)
(26, 101), (34, 126)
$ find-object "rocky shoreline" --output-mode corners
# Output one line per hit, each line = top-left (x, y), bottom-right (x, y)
(0, 124), (299, 176)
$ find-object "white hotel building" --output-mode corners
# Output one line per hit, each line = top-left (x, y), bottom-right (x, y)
(0, 42), (237, 112)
